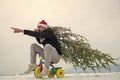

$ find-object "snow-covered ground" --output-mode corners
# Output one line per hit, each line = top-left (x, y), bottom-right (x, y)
(0, 72), (120, 80)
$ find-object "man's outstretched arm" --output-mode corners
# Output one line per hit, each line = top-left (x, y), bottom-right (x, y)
(11, 27), (42, 38)
(11, 27), (50, 38)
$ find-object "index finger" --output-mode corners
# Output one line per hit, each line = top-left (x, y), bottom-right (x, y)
(11, 27), (16, 29)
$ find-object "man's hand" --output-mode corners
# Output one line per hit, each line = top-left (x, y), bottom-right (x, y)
(34, 29), (40, 32)
(11, 27), (24, 33)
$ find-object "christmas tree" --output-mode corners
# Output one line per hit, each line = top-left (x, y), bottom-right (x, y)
(52, 27), (117, 72)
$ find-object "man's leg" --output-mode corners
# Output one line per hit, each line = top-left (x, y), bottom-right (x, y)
(40, 44), (61, 76)
(30, 43), (44, 64)
(25, 43), (44, 74)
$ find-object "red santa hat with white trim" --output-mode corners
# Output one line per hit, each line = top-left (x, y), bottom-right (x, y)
(37, 20), (48, 28)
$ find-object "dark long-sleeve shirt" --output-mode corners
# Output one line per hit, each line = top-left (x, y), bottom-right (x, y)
(24, 28), (62, 55)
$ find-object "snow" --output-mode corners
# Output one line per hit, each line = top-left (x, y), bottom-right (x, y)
(0, 72), (120, 80)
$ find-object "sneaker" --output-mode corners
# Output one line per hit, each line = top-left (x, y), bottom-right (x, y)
(24, 64), (37, 74)
(39, 67), (49, 76)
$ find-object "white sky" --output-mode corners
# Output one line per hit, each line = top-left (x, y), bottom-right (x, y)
(0, 0), (120, 75)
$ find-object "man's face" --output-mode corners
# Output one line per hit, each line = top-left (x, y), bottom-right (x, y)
(35, 26), (46, 32)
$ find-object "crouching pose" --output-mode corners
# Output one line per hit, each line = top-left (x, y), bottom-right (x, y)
(11, 20), (62, 76)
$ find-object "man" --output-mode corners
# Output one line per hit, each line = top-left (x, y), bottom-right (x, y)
(11, 20), (62, 76)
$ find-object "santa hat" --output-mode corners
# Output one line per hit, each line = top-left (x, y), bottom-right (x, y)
(37, 20), (48, 28)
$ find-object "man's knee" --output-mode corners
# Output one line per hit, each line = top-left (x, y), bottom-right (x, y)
(30, 43), (38, 49)
(44, 44), (52, 50)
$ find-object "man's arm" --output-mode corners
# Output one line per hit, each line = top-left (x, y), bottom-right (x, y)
(11, 27), (50, 38)
(24, 30), (50, 38)
(11, 27), (39, 37)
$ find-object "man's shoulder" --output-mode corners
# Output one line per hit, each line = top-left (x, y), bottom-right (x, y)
(44, 27), (53, 32)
